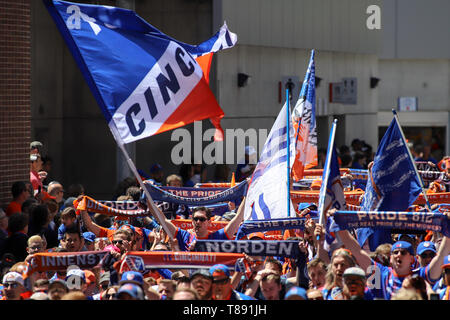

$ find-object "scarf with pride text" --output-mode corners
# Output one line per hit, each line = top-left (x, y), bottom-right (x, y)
(143, 179), (248, 206)
(331, 210), (450, 237)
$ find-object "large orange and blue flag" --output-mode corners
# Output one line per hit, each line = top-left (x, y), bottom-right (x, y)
(44, 0), (237, 143)
(291, 50), (318, 181)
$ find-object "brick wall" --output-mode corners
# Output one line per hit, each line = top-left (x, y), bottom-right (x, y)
(0, 0), (31, 208)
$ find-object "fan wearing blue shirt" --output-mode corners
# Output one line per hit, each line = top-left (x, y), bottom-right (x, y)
(145, 197), (247, 252)
(330, 209), (450, 300)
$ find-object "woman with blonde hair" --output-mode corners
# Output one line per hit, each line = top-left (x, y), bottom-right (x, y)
(322, 248), (357, 300)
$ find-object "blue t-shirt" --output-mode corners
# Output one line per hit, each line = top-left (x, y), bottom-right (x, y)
(368, 261), (438, 300)
(176, 227), (230, 252)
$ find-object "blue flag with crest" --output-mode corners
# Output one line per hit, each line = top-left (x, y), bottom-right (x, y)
(357, 118), (422, 250)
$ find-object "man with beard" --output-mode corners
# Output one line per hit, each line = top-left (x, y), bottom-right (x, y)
(190, 269), (213, 300)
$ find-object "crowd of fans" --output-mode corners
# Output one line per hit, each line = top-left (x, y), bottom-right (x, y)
(0, 140), (449, 301)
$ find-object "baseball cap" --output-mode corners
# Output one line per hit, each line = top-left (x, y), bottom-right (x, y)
(66, 268), (86, 282)
(82, 232), (96, 243)
(284, 286), (307, 300)
(391, 241), (414, 255)
(99, 271), (111, 285)
(190, 269), (213, 281)
(416, 241), (437, 256)
(441, 255), (450, 269)
(117, 283), (144, 300)
(209, 264), (230, 278)
(247, 232), (265, 240)
(49, 278), (67, 290)
(119, 271), (144, 286)
(30, 141), (43, 151)
(30, 292), (49, 300)
(297, 203), (316, 211)
(2, 272), (24, 286)
(343, 267), (366, 279)
(84, 270), (96, 285)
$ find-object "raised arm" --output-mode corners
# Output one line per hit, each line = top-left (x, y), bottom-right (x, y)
(336, 229), (373, 272)
(427, 233), (450, 280)
(224, 197), (246, 239)
(79, 209), (102, 237)
(146, 199), (177, 239)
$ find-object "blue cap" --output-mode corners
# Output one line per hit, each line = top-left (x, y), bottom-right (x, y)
(117, 283), (144, 300)
(416, 241), (436, 256)
(391, 241), (414, 255)
(119, 271), (143, 286)
(284, 286), (308, 300)
(297, 203), (316, 211)
(82, 232), (96, 243)
(209, 264), (230, 278)
(441, 255), (450, 269)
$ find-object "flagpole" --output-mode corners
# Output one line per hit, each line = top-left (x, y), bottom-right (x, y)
(392, 109), (432, 211)
(318, 119), (338, 229)
(286, 88), (292, 217)
(108, 124), (172, 236)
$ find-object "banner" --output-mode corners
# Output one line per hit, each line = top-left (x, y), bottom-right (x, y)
(144, 179), (248, 206)
(194, 240), (301, 258)
(333, 210), (450, 238)
(291, 49), (318, 181)
(171, 219), (228, 233)
(119, 251), (244, 272)
(235, 216), (318, 239)
(29, 251), (109, 274)
(43, 0), (237, 143)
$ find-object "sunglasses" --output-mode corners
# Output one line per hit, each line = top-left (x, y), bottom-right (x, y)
(4, 283), (20, 289)
(112, 240), (124, 245)
(104, 293), (116, 299)
(344, 279), (364, 286)
(101, 283), (109, 290)
(420, 252), (435, 259)
(193, 217), (207, 222)
(392, 249), (409, 256)
(213, 277), (229, 285)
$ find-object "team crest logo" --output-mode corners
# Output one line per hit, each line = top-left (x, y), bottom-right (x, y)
(119, 255), (145, 274)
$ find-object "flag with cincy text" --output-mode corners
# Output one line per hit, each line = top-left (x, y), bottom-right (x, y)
(290, 50), (318, 181)
(44, 0), (238, 143)
(356, 117), (422, 251)
(244, 103), (296, 220)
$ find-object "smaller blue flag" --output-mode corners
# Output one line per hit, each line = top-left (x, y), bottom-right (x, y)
(357, 117), (422, 250)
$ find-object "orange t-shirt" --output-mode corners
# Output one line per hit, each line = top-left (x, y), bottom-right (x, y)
(98, 226), (116, 241)
(5, 201), (22, 217)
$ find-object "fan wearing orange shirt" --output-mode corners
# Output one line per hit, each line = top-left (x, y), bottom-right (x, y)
(5, 181), (31, 217)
